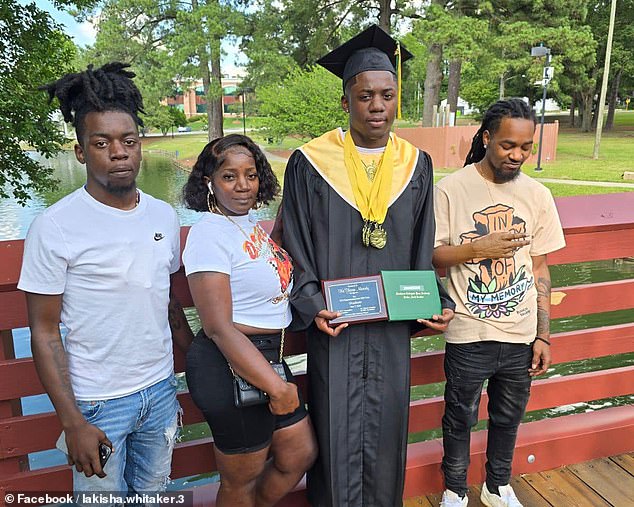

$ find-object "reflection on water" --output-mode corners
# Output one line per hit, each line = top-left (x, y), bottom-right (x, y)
(0, 151), (279, 242)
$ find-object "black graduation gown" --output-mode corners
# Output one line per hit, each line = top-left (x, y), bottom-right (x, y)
(281, 148), (454, 507)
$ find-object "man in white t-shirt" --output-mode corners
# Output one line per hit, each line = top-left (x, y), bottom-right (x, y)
(433, 99), (565, 507)
(18, 63), (193, 503)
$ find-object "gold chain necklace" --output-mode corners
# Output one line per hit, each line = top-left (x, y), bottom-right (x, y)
(216, 207), (253, 244)
(214, 208), (289, 303)
(475, 163), (516, 209)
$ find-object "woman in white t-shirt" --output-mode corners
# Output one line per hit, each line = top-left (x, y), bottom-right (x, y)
(182, 135), (316, 507)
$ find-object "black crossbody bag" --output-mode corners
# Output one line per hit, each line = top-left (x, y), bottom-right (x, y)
(229, 329), (287, 408)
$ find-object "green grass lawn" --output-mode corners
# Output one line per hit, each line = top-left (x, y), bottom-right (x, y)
(612, 109), (634, 127)
(142, 133), (208, 160)
(539, 182), (633, 197)
(538, 128), (634, 183)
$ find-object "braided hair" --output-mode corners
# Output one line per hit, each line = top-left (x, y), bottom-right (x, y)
(183, 134), (281, 212)
(40, 62), (144, 143)
(464, 98), (536, 166)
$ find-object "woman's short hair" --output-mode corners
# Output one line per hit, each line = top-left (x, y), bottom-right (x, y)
(183, 134), (280, 212)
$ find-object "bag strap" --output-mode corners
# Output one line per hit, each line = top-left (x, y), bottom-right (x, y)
(279, 328), (285, 363)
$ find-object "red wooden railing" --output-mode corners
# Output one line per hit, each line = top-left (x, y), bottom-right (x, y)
(1, 192), (633, 506)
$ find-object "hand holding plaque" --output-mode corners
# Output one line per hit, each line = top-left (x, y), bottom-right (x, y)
(321, 271), (442, 325)
(321, 275), (388, 325)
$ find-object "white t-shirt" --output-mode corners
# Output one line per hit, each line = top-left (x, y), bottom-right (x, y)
(18, 187), (180, 400)
(182, 211), (293, 329)
(434, 165), (566, 344)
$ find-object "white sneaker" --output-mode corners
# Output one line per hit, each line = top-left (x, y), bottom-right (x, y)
(480, 483), (523, 507)
(439, 489), (468, 507)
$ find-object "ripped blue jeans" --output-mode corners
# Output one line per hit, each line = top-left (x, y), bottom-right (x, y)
(73, 375), (182, 505)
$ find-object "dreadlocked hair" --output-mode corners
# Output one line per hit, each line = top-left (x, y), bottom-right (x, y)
(183, 134), (281, 212)
(40, 62), (144, 143)
(464, 98), (536, 167)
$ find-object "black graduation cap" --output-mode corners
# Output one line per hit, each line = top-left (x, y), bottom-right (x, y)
(317, 24), (414, 87)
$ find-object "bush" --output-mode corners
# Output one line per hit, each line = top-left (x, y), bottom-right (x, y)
(258, 66), (347, 140)
(187, 114), (206, 123)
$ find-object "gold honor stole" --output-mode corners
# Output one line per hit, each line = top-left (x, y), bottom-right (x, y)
(299, 128), (419, 211)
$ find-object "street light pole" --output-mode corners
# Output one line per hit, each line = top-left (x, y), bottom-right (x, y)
(593, 0), (618, 160)
(531, 44), (551, 172)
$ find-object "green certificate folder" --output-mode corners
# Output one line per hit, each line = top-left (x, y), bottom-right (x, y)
(380, 270), (442, 321)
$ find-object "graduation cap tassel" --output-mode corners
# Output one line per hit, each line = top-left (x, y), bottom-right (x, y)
(395, 43), (402, 120)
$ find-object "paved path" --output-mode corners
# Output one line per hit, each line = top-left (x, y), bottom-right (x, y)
(534, 177), (634, 188)
(258, 145), (290, 164)
(435, 172), (634, 188)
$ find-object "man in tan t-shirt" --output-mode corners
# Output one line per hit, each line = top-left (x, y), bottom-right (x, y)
(433, 99), (565, 507)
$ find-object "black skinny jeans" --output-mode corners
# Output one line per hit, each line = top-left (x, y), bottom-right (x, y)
(441, 341), (533, 496)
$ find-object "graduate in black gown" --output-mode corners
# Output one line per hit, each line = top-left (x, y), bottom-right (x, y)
(280, 26), (456, 507)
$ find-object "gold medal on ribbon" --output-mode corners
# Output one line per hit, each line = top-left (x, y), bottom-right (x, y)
(369, 223), (387, 249)
(344, 131), (394, 250)
(362, 220), (371, 247)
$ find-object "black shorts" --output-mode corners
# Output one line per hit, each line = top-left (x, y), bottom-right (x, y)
(185, 331), (307, 455)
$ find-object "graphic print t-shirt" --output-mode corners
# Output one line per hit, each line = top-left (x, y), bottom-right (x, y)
(434, 164), (565, 344)
(182, 211), (294, 329)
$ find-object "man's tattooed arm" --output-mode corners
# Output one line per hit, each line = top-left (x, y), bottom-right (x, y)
(535, 267), (552, 340)
(169, 275), (194, 352)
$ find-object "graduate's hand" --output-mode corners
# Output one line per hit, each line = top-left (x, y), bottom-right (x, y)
(529, 339), (551, 377)
(315, 310), (348, 337)
(418, 308), (454, 332)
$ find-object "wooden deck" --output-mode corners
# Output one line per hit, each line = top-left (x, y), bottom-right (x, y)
(405, 453), (634, 507)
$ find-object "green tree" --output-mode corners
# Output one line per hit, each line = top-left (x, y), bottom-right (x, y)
(168, 107), (188, 128)
(0, 0), (79, 204)
(144, 105), (176, 136)
(409, 3), (488, 125)
(257, 66), (347, 140)
(588, 0), (634, 130)
(241, 0), (424, 91)
(78, 0), (244, 140)
(409, 0), (598, 123)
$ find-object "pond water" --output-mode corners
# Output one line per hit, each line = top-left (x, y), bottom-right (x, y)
(2, 152), (632, 485)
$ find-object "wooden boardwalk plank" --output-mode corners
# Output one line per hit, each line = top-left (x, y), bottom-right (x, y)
(524, 467), (611, 507)
(403, 495), (433, 507)
(416, 455), (634, 507)
(568, 458), (634, 506)
(609, 452), (634, 476)
(509, 476), (552, 507)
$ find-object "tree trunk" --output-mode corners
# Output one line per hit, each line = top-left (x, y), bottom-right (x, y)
(209, 38), (224, 140)
(378, 0), (391, 32)
(422, 43), (442, 127)
(578, 93), (585, 128)
(590, 78), (602, 129)
(447, 59), (461, 113)
(581, 92), (593, 132)
(569, 95), (576, 127)
(605, 68), (622, 131)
